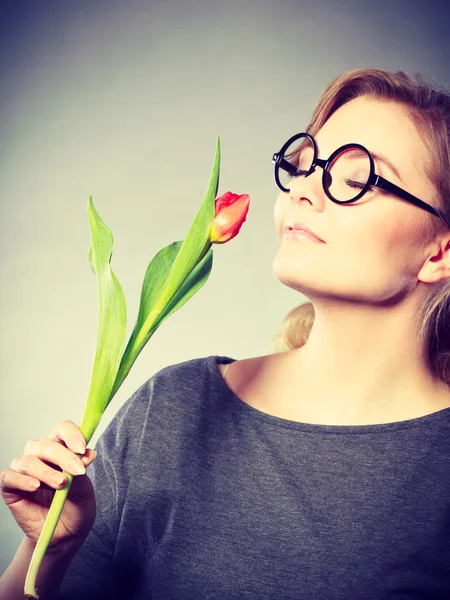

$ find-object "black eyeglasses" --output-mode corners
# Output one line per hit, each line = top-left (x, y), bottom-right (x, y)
(272, 132), (450, 229)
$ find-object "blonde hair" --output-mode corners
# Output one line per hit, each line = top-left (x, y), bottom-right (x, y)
(272, 68), (450, 384)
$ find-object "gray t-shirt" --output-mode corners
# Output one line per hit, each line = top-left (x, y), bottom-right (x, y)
(58, 355), (450, 599)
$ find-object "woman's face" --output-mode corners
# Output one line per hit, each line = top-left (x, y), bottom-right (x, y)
(273, 95), (441, 304)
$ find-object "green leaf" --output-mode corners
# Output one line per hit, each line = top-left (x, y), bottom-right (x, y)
(145, 137), (220, 320)
(88, 244), (96, 275)
(136, 244), (213, 343)
(153, 245), (213, 328)
(112, 137), (221, 395)
(122, 240), (182, 360)
(111, 243), (213, 404)
(79, 196), (127, 441)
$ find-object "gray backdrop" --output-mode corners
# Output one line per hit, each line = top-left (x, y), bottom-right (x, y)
(1, 0), (449, 572)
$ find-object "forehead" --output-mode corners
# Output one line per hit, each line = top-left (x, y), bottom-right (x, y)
(315, 96), (427, 177)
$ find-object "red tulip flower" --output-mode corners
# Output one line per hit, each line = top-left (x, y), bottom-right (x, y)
(209, 192), (250, 244)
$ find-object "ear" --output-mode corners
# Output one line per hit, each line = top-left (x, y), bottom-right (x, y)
(418, 234), (450, 284)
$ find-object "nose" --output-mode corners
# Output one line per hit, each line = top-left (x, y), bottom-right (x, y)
(288, 168), (325, 210)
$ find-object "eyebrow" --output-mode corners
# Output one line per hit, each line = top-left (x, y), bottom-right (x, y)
(346, 148), (403, 182)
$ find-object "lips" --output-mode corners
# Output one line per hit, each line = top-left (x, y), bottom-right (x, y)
(284, 221), (325, 243)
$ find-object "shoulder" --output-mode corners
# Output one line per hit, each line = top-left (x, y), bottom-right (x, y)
(153, 355), (212, 385)
(108, 351), (289, 437)
(103, 357), (213, 429)
(145, 354), (243, 406)
(218, 351), (290, 397)
(97, 356), (220, 452)
(125, 355), (217, 415)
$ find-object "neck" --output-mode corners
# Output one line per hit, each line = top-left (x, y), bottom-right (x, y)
(280, 296), (449, 423)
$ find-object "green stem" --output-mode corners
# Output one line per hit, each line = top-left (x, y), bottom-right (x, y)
(24, 473), (75, 599)
(109, 307), (160, 399)
(24, 412), (102, 599)
(195, 241), (211, 267)
(24, 240), (213, 598)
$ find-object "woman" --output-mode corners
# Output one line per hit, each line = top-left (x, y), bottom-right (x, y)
(2, 68), (450, 599)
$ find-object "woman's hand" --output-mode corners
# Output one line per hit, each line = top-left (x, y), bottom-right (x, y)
(0, 420), (97, 551)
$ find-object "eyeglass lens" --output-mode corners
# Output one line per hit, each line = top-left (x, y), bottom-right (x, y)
(278, 137), (372, 202)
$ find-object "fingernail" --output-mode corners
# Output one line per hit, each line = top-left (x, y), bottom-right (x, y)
(93, 450), (97, 459)
(70, 461), (86, 475)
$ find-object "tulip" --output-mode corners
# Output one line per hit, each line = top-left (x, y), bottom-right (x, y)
(24, 137), (250, 599)
(209, 192), (250, 244)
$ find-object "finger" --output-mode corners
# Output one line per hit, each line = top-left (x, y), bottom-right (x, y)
(81, 449), (97, 466)
(10, 456), (67, 489)
(0, 468), (41, 494)
(20, 439), (86, 477)
(47, 420), (86, 455)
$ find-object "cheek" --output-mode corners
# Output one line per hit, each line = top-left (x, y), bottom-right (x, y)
(371, 210), (424, 255)
(344, 208), (427, 285)
(336, 203), (410, 252)
(273, 192), (287, 238)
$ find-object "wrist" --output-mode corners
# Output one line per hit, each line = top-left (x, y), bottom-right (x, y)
(23, 535), (85, 558)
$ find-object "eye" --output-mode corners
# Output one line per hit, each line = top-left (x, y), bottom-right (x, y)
(284, 165), (308, 179)
(345, 179), (374, 192)
(287, 169), (309, 178)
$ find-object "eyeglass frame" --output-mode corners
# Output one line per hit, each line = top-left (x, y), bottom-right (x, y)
(271, 132), (450, 229)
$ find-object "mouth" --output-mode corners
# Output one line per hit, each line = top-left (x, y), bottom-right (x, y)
(283, 222), (325, 243)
